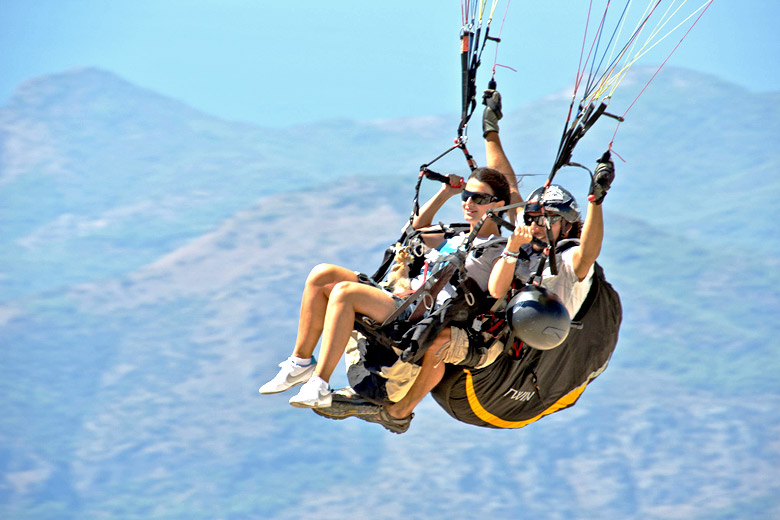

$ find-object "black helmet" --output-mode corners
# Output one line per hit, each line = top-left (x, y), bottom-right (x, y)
(525, 185), (581, 223)
(505, 285), (571, 350)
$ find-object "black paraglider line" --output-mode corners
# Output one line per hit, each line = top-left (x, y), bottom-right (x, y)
(411, 1), (506, 223)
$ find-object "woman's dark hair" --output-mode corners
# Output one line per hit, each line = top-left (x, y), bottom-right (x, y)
(469, 167), (511, 206)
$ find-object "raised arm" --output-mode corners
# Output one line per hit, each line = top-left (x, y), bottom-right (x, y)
(571, 201), (603, 281)
(571, 153), (614, 280)
(411, 174), (463, 248)
(486, 133), (521, 203)
(482, 89), (523, 222)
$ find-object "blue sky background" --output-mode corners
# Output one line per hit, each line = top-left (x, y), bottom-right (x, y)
(1, 1), (777, 128)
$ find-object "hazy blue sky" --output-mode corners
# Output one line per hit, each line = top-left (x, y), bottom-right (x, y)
(1, 1), (776, 128)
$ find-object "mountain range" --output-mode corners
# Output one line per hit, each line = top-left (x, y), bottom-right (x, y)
(1, 67), (778, 519)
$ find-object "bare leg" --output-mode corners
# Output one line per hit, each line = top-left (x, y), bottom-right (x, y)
(314, 281), (398, 383)
(292, 264), (358, 359)
(385, 328), (451, 418)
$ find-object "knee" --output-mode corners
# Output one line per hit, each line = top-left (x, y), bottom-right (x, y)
(329, 281), (357, 304)
(307, 263), (338, 283)
(306, 263), (352, 294)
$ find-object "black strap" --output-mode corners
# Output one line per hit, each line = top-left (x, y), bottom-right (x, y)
(381, 252), (463, 326)
(572, 262), (604, 322)
(408, 262), (459, 322)
(549, 101), (610, 182)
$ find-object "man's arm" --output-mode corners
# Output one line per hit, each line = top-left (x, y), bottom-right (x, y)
(571, 154), (614, 280)
(571, 201), (603, 281)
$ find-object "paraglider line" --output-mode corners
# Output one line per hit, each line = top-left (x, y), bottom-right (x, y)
(610, 0), (714, 144)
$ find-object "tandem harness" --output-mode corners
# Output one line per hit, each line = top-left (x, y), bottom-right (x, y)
(346, 228), (507, 405)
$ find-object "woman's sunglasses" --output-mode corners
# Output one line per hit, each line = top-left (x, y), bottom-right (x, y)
(461, 190), (499, 205)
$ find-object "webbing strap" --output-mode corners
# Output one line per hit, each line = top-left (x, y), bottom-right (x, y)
(408, 263), (458, 322)
(381, 259), (459, 327)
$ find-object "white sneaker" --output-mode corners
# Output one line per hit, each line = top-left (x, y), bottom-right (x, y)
(258, 358), (317, 394)
(288, 377), (332, 408)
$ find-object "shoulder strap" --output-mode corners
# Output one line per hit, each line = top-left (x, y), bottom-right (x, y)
(470, 236), (508, 258)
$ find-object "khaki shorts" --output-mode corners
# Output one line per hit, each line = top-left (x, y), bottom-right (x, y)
(345, 327), (503, 403)
(426, 327), (504, 368)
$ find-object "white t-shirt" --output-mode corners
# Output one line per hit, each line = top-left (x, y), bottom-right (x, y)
(537, 246), (594, 318)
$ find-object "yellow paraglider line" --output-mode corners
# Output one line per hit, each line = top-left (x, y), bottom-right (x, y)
(605, 0), (709, 98)
(586, 0), (662, 105)
(608, 0), (715, 146)
(551, 0), (714, 174)
(581, 0), (712, 105)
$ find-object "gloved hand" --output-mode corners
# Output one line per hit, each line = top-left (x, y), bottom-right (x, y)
(588, 151), (615, 205)
(482, 89), (502, 137)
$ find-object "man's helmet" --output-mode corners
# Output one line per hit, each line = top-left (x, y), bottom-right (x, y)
(505, 285), (571, 350)
(524, 185), (581, 223)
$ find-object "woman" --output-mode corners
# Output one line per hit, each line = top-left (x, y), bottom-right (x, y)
(258, 167), (512, 408)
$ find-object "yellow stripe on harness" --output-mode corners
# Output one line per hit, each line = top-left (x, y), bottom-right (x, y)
(464, 368), (588, 429)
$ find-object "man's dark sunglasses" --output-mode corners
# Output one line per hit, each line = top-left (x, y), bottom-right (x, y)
(524, 214), (563, 226)
(461, 190), (499, 205)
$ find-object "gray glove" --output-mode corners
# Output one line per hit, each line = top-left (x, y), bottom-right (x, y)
(588, 151), (615, 205)
(482, 89), (502, 137)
